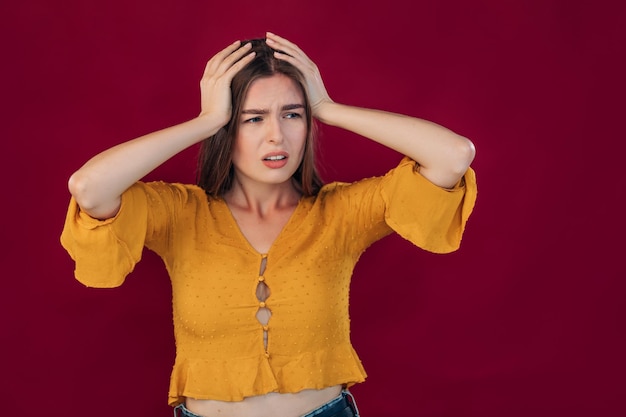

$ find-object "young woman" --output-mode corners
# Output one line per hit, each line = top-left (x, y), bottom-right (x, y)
(61, 32), (477, 417)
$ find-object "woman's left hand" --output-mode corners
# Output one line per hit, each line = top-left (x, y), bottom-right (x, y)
(266, 32), (333, 118)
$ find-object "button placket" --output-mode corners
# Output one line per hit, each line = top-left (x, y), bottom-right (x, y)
(255, 255), (272, 353)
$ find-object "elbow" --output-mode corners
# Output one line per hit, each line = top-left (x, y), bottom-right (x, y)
(68, 172), (121, 219)
(68, 171), (91, 209)
(451, 136), (476, 176)
(418, 136), (476, 189)
(68, 171), (101, 212)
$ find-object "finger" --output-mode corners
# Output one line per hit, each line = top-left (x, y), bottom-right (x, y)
(214, 42), (253, 76)
(266, 32), (309, 60)
(203, 40), (242, 77)
(273, 50), (299, 66)
(222, 51), (256, 80)
(273, 48), (317, 78)
(204, 41), (249, 76)
(266, 36), (315, 76)
(206, 42), (252, 77)
(266, 32), (298, 49)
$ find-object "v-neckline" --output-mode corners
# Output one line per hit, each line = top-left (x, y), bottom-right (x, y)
(217, 197), (306, 256)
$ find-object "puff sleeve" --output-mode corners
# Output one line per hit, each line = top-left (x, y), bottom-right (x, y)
(60, 184), (150, 287)
(60, 181), (188, 288)
(380, 156), (477, 253)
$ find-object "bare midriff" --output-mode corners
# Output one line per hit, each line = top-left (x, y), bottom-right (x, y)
(185, 385), (343, 417)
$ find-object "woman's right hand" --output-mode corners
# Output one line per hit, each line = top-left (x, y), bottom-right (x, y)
(68, 41), (255, 219)
(199, 41), (256, 126)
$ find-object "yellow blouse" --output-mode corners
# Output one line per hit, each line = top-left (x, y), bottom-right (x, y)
(60, 157), (477, 406)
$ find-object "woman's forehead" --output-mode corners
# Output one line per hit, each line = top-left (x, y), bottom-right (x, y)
(243, 74), (304, 108)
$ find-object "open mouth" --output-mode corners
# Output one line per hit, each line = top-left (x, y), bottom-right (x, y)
(262, 153), (289, 169)
(264, 155), (286, 161)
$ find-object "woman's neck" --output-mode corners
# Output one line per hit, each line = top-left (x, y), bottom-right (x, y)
(223, 179), (301, 219)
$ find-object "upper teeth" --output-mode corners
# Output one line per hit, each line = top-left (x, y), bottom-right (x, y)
(266, 155), (286, 160)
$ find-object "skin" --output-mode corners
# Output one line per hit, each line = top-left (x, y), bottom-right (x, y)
(223, 74), (307, 254)
(68, 32), (476, 417)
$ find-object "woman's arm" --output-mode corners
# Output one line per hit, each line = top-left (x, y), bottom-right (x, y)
(68, 41), (255, 219)
(267, 32), (475, 189)
(314, 104), (475, 189)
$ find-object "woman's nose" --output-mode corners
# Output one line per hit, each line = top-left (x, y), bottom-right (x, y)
(266, 117), (284, 144)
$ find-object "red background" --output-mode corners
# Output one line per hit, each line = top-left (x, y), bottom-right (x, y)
(2, 0), (625, 416)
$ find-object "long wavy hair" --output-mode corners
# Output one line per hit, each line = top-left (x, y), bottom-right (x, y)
(196, 39), (323, 197)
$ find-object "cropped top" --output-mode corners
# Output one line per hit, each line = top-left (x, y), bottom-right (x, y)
(60, 157), (477, 406)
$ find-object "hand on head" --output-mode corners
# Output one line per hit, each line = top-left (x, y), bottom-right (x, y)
(200, 33), (332, 129)
(265, 32), (333, 117)
(199, 40), (256, 125)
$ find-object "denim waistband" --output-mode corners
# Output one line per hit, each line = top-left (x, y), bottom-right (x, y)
(302, 391), (359, 417)
(173, 390), (359, 417)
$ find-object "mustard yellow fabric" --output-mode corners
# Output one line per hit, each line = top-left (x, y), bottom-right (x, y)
(60, 157), (477, 405)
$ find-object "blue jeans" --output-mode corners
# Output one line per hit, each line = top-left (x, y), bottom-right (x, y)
(173, 391), (360, 417)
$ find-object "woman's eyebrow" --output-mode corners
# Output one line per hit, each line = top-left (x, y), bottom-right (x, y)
(282, 104), (304, 111)
(241, 104), (304, 114)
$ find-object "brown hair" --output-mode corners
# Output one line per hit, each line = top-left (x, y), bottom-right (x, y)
(196, 38), (323, 197)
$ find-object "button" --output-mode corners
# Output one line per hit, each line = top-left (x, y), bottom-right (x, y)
(258, 276), (265, 282)
(262, 325), (269, 331)
(259, 302), (266, 308)
(264, 352), (270, 358)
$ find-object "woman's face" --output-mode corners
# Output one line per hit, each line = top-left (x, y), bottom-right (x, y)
(232, 74), (307, 190)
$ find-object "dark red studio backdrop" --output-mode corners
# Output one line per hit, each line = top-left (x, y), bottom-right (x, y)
(2, 0), (625, 416)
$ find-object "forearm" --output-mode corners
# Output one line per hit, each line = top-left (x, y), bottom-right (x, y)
(316, 102), (475, 189)
(68, 115), (221, 219)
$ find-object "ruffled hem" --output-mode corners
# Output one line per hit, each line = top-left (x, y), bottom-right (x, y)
(167, 345), (366, 405)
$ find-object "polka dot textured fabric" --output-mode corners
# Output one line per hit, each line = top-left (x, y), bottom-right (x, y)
(61, 157), (476, 405)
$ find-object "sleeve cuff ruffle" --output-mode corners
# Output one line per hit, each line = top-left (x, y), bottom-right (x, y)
(380, 157), (477, 253)
(60, 184), (149, 287)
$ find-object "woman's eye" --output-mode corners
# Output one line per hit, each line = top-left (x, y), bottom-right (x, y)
(245, 116), (263, 123)
(285, 113), (302, 119)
